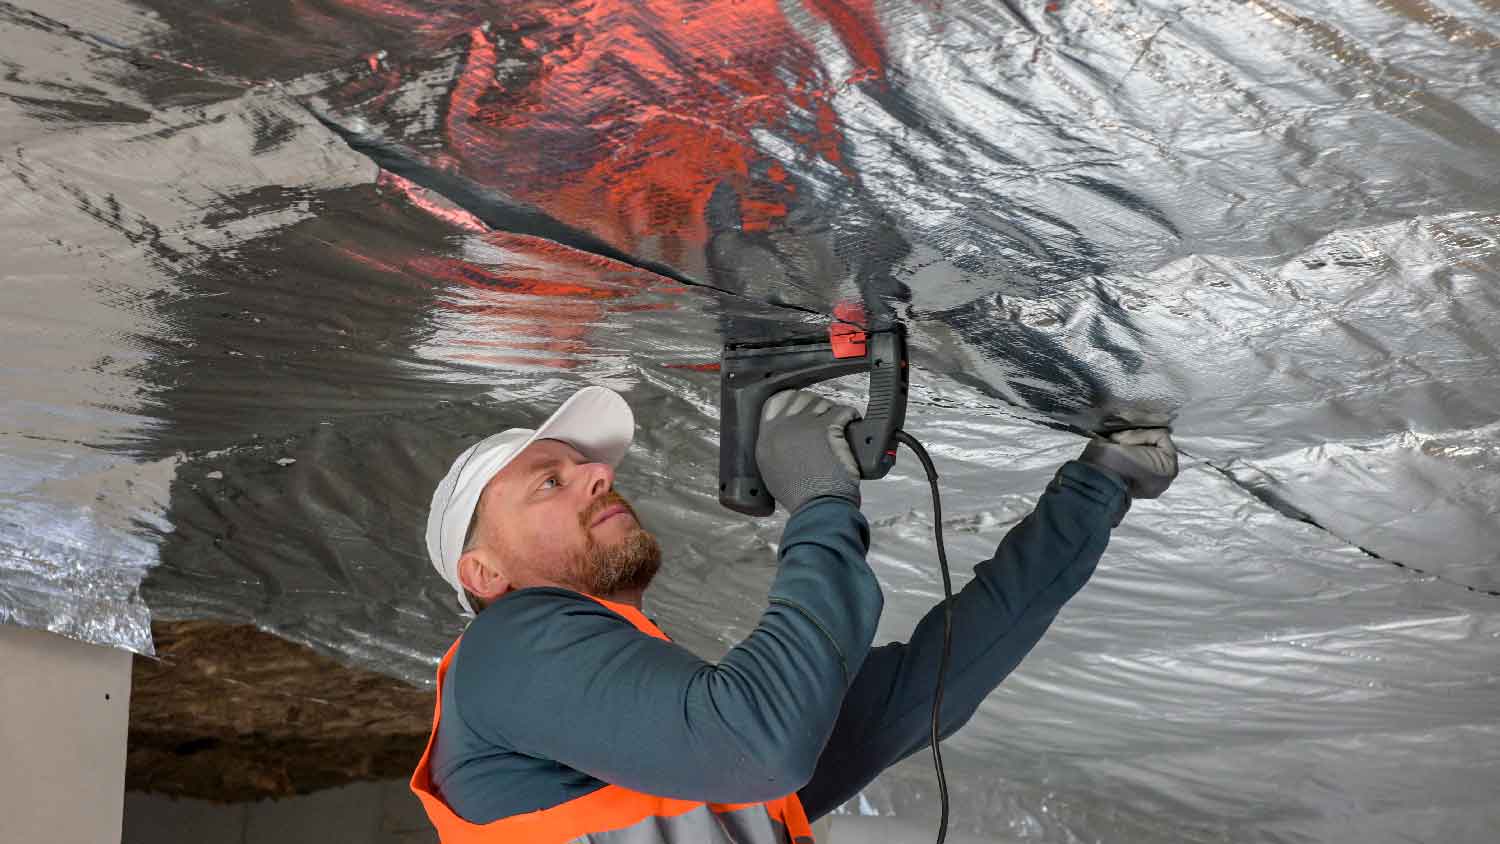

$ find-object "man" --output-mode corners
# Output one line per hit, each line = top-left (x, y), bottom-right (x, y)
(412, 384), (1177, 843)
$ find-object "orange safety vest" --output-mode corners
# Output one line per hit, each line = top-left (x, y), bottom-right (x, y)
(410, 593), (816, 843)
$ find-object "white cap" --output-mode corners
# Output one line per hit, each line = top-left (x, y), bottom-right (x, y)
(425, 386), (635, 615)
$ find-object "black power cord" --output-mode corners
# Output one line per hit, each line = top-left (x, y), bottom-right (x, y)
(892, 430), (954, 844)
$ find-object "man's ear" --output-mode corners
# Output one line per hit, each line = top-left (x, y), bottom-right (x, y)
(458, 552), (510, 602)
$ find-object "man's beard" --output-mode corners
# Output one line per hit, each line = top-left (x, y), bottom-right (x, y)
(570, 493), (662, 597)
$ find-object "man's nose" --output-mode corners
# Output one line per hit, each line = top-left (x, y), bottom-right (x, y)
(583, 461), (614, 498)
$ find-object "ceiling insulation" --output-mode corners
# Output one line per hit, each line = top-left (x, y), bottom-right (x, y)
(3, 0), (1498, 838)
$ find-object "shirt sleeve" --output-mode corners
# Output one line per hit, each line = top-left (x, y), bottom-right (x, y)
(796, 461), (1128, 821)
(449, 497), (884, 805)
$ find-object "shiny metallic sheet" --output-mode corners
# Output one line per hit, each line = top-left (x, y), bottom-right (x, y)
(2, 0), (1498, 838)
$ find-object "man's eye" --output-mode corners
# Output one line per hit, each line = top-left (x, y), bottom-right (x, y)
(540, 476), (559, 490)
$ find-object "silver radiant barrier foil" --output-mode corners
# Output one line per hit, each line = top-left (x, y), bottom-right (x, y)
(2, 0), (1498, 838)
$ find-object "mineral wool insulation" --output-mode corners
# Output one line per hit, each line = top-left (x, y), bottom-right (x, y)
(2, 0), (1498, 840)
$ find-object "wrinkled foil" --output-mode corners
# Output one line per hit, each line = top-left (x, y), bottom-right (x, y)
(3, 0), (1499, 838)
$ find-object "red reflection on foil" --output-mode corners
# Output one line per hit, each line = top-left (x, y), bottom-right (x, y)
(801, 0), (887, 89)
(407, 239), (670, 369)
(323, 0), (887, 258)
(328, 227), (673, 370)
(410, 255), (626, 300)
(312, 1), (889, 368)
(377, 170), (490, 233)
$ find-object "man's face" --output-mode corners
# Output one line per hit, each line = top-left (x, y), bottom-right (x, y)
(462, 438), (661, 601)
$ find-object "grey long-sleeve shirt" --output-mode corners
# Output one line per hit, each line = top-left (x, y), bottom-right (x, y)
(429, 460), (1128, 823)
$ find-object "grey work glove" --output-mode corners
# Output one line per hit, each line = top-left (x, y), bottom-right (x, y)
(1079, 427), (1179, 500)
(756, 389), (862, 513)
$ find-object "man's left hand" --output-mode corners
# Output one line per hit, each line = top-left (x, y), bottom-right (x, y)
(1078, 428), (1179, 499)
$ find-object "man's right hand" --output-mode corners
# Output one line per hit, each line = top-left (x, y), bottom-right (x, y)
(1079, 427), (1179, 500)
(756, 389), (862, 514)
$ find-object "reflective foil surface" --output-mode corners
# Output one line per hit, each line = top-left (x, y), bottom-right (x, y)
(3, 0), (1498, 838)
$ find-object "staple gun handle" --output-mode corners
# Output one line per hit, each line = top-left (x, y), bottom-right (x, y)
(719, 324), (908, 516)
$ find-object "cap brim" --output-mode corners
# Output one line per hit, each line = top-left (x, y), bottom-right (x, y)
(530, 385), (634, 469)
